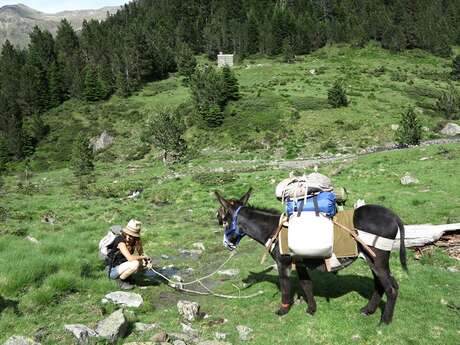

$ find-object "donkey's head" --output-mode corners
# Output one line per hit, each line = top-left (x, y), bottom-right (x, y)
(215, 188), (252, 250)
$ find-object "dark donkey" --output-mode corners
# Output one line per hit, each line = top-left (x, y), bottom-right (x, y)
(215, 189), (408, 324)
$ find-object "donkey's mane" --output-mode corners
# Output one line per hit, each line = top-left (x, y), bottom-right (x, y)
(246, 204), (281, 216)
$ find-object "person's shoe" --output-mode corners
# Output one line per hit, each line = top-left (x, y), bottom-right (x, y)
(116, 278), (134, 290)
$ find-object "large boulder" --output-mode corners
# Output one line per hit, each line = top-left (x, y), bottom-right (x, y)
(102, 291), (143, 308)
(64, 324), (97, 344)
(90, 131), (114, 152)
(95, 309), (128, 344)
(3, 336), (40, 345)
(440, 123), (460, 136)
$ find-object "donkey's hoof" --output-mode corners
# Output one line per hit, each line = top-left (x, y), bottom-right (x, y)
(306, 307), (316, 315)
(360, 307), (373, 316)
(275, 306), (290, 316)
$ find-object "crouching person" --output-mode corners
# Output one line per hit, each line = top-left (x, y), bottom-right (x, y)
(107, 219), (149, 290)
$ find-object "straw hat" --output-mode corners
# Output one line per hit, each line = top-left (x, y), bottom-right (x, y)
(123, 219), (142, 237)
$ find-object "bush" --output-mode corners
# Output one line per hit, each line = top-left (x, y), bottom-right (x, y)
(395, 107), (422, 146)
(70, 132), (94, 177)
(328, 80), (349, 108)
(142, 107), (187, 163)
(436, 84), (460, 120)
(450, 55), (460, 80)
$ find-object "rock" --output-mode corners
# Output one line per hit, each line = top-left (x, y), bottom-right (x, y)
(419, 157), (430, 161)
(41, 214), (55, 225)
(351, 334), (361, 341)
(102, 291), (143, 308)
(33, 327), (48, 342)
(236, 325), (252, 341)
(134, 322), (158, 332)
(447, 266), (459, 273)
(90, 130), (114, 152)
(124, 343), (156, 345)
(440, 123), (460, 136)
(180, 249), (203, 260)
(161, 254), (170, 259)
(151, 331), (169, 343)
(3, 336), (40, 345)
(400, 172), (419, 185)
(217, 269), (239, 278)
(95, 309), (128, 344)
(171, 274), (184, 282)
(309, 69), (316, 75)
(64, 324), (97, 344)
(192, 242), (206, 251)
(215, 332), (227, 340)
(181, 322), (199, 337)
(169, 332), (196, 344)
(390, 124), (399, 131)
(177, 300), (201, 321)
(173, 341), (187, 345)
(26, 236), (39, 244)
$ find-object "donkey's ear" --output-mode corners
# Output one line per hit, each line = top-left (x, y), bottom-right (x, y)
(215, 190), (232, 210)
(239, 187), (253, 205)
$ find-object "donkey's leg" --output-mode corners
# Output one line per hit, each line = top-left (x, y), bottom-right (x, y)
(361, 271), (384, 316)
(372, 250), (399, 324)
(276, 258), (292, 316)
(296, 264), (316, 315)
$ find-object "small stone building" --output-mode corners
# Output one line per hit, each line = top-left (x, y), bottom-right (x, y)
(217, 52), (234, 67)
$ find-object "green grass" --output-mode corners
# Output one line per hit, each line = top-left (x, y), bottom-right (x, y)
(1, 142), (460, 344)
(1, 43), (459, 344)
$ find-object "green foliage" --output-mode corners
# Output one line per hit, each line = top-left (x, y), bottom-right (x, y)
(0, 136), (8, 172)
(436, 84), (460, 120)
(450, 55), (460, 80)
(83, 65), (109, 102)
(190, 66), (227, 128)
(327, 80), (348, 108)
(142, 107), (187, 162)
(70, 132), (94, 177)
(221, 66), (240, 101)
(175, 42), (197, 85)
(396, 107), (422, 146)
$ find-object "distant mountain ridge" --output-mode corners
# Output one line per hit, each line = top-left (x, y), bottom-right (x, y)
(0, 3), (121, 47)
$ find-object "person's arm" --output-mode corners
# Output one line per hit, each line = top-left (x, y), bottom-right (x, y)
(117, 242), (147, 261)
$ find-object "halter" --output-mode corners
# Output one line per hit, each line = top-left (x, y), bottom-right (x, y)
(223, 206), (246, 250)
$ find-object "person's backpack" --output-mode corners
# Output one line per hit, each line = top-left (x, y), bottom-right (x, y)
(98, 225), (122, 262)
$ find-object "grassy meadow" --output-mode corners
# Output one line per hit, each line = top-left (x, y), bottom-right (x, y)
(1, 43), (459, 344)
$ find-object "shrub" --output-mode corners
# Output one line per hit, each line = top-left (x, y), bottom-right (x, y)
(176, 42), (197, 85)
(192, 172), (236, 186)
(395, 107), (422, 146)
(70, 132), (94, 177)
(436, 84), (460, 120)
(450, 55), (460, 80)
(328, 80), (349, 108)
(142, 107), (187, 163)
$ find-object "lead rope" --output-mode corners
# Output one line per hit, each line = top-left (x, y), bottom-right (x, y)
(145, 251), (263, 299)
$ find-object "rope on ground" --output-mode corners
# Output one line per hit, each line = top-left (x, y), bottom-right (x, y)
(146, 251), (264, 299)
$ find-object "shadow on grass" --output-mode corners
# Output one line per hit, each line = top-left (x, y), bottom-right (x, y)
(243, 266), (385, 311)
(0, 295), (20, 315)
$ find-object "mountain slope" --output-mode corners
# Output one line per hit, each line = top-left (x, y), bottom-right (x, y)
(0, 3), (121, 47)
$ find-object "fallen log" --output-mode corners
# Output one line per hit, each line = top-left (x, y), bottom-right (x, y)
(392, 223), (460, 249)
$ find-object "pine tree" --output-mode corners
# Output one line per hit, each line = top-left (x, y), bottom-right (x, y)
(175, 42), (197, 85)
(328, 80), (348, 108)
(451, 55), (460, 80)
(48, 62), (63, 107)
(246, 12), (260, 55)
(221, 66), (240, 101)
(396, 108), (422, 146)
(70, 132), (94, 177)
(436, 84), (460, 120)
(83, 65), (107, 102)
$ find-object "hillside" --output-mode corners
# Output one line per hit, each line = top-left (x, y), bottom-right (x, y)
(0, 3), (120, 47)
(0, 44), (459, 344)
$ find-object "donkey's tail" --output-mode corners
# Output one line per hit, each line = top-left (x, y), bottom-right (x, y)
(396, 216), (408, 273)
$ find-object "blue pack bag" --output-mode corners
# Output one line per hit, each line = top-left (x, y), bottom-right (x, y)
(285, 192), (337, 217)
